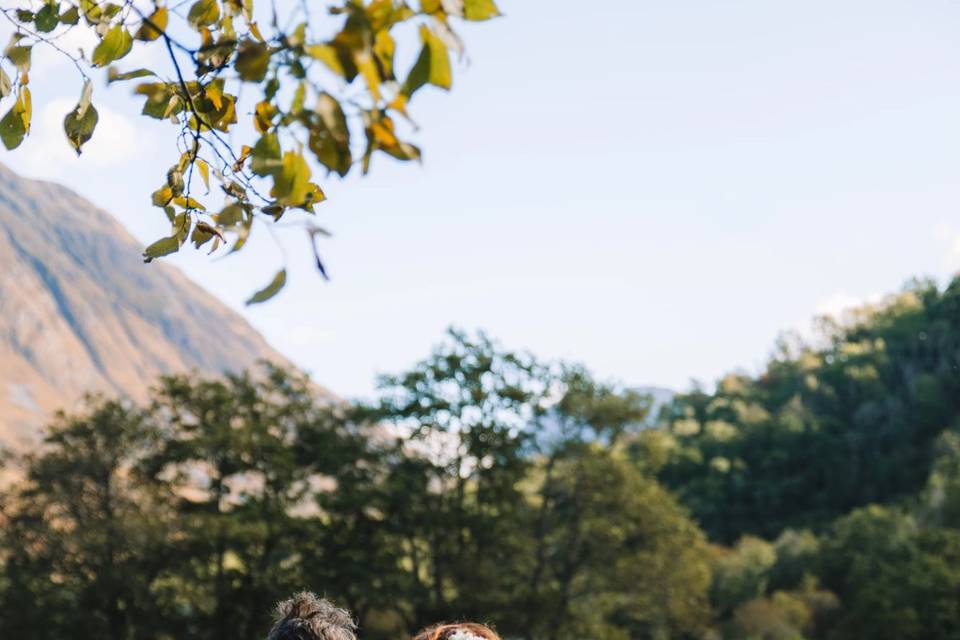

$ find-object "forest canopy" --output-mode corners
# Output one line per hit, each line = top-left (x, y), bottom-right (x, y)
(5, 273), (960, 639)
(0, 332), (712, 640)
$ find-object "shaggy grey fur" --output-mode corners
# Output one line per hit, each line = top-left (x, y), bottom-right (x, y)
(266, 592), (357, 640)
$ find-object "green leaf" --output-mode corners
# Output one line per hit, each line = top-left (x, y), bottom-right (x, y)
(151, 186), (173, 207)
(172, 212), (190, 242)
(250, 132), (281, 177)
(5, 46), (32, 73)
(63, 104), (98, 155)
(59, 6), (80, 25)
(142, 235), (181, 262)
(34, 3), (61, 33)
(136, 7), (168, 41)
(216, 202), (244, 226)
(245, 269), (286, 305)
(63, 79), (98, 155)
(272, 151), (311, 206)
(0, 88), (31, 150)
(234, 40), (270, 82)
(92, 25), (133, 67)
(190, 224), (213, 249)
(188, 0), (220, 30)
(167, 166), (185, 195)
(290, 81), (306, 115)
(309, 93), (351, 177)
(136, 82), (182, 119)
(402, 25), (451, 99)
(79, 0), (103, 23)
(463, 0), (501, 20)
(107, 67), (156, 83)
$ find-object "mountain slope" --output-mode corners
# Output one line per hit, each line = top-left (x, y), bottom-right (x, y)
(0, 163), (302, 449)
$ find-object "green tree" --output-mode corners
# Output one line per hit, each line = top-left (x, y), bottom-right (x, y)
(523, 445), (712, 640)
(919, 429), (960, 528)
(138, 365), (327, 640)
(0, 0), (501, 300)
(709, 536), (776, 618)
(0, 398), (170, 640)
(818, 505), (960, 640)
(368, 329), (551, 630)
(0, 332), (721, 640)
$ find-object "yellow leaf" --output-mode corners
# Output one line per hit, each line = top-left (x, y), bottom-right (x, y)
(172, 196), (206, 210)
(373, 30), (396, 80)
(197, 160), (210, 190)
(249, 21), (265, 42)
(188, 0), (220, 30)
(136, 7), (168, 42)
(271, 151), (311, 206)
(206, 80), (224, 110)
(306, 44), (344, 77)
(402, 25), (451, 98)
(151, 186), (173, 207)
(92, 25), (133, 67)
(355, 51), (381, 102)
(464, 0), (501, 20)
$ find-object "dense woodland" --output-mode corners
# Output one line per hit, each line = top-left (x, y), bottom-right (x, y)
(4, 276), (960, 639)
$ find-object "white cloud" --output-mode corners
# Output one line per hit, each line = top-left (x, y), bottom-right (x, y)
(943, 234), (960, 276)
(18, 97), (153, 177)
(814, 292), (881, 319)
(789, 290), (884, 345)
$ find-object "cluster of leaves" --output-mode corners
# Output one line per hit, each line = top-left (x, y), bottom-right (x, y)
(0, 331), (712, 640)
(0, 0), (500, 302)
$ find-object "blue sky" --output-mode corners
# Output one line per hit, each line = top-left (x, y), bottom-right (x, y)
(8, 0), (960, 398)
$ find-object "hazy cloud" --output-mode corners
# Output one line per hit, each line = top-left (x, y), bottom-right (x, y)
(18, 97), (153, 178)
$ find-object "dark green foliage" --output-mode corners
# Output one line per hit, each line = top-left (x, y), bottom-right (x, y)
(636, 275), (960, 639)
(817, 506), (960, 640)
(0, 332), (711, 640)
(653, 277), (960, 542)
(10, 276), (960, 640)
(0, 399), (169, 640)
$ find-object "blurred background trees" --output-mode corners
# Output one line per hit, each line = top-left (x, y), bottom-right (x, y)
(0, 331), (712, 640)
(6, 275), (960, 639)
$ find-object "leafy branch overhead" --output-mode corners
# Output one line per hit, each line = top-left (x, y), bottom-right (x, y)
(0, 0), (500, 303)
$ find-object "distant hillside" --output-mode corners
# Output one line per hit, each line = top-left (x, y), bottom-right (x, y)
(0, 163), (314, 450)
(652, 278), (960, 542)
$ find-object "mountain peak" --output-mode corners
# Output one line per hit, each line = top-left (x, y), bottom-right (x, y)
(0, 164), (302, 449)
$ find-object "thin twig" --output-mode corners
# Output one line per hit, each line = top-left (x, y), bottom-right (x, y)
(0, 9), (89, 79)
